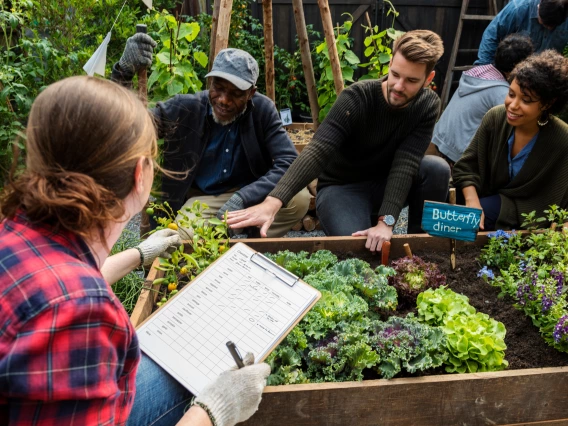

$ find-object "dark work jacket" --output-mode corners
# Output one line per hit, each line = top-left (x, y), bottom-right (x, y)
(111, 64), (298, 214)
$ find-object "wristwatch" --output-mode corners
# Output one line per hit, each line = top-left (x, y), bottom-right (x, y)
(378, 215), (396, 227)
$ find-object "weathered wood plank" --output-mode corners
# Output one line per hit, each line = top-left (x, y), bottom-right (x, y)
(130, 264), (161, 328)
(242, 367), (568, 425)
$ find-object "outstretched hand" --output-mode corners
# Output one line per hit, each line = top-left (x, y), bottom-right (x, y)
(352, 222), (393, 252)
(226, 197), (283, 237)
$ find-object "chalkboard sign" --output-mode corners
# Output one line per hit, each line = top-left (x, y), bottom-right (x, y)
(421, 201), (482, 242)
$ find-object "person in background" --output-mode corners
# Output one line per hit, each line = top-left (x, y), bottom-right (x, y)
(0, 76), (269, 426)
(476, 0), (568, 66)
(453, 50), (568, 231)
(112, 36), (310, 238)
(225, 30), (450, 252)
(428, 34), (534, 163)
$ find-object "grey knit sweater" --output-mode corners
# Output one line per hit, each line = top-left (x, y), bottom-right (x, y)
(453, 105), (568, 229)
(269, 79), (440, 220)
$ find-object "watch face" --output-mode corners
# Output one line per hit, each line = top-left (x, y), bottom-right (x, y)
(383, 215), (395, 226)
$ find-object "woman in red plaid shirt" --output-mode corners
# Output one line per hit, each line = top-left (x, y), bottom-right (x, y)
(0, 76), (269, 426)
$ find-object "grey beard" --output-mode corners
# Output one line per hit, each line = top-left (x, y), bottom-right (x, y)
(210, 102), (247, 126)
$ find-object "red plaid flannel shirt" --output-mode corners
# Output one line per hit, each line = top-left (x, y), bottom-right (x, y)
(0, 213), (140, 425)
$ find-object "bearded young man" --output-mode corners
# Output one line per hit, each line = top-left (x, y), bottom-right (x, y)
(226, 30), (450, 252)
(112, 43), (310, 237)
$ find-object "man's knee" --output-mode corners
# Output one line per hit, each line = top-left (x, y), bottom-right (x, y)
(284, 188), (311, 219)
(420, 155), (451, 183)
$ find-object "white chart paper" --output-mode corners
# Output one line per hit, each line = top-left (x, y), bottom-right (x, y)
(137, 243), (320, 395)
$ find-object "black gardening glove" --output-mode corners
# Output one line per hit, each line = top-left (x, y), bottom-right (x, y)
(118, 33), (157, 74)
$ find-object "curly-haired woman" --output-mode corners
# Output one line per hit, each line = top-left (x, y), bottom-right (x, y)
(453, 50), (568, 230)
(0, 76), (269, 426)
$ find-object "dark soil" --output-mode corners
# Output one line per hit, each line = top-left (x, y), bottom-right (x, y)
(337, 246), (568, 370)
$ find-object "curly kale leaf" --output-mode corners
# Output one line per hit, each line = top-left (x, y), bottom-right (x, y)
(369, 314), (448, 379)
(265, 250), (337, 278)
(389, 255), (446, 303)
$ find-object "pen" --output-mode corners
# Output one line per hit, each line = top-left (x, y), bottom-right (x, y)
(226, 341), (245, 369)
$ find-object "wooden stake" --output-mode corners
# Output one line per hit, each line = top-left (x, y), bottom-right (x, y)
(551, 222), (558, 231)
(449, 188), (457, 270)
(403, 243), (412, 258)
(317, 0), (344, 96)
(292, 0), (320, 127)
(381, 241), (391, 266)
(262, 0), (275, 102)
(213, 0), (233, 62)
(208, 0), (222, 74)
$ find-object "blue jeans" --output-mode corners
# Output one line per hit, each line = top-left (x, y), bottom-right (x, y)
(316, 155), (451, 235)
(127, 354), (193, 426)
(480, 194), (501, 231)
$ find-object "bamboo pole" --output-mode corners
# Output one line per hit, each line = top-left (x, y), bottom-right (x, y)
(262, 0), (275, 102)
(292, 0), (320, 127)
(317, 0), (343, 95)
(208, 0), (222, 73)
(403, 243), (412, 258)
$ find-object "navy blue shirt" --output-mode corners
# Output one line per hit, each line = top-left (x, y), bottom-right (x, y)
(507, 131), (538, 180)
(193, 108), (256, 195)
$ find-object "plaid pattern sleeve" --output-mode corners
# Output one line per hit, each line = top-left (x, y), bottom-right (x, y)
(0, 214), (140, 425)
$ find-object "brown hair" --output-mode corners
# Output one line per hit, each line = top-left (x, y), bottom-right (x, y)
(0, 76), (158, 246)
(392, 30), (444, 75)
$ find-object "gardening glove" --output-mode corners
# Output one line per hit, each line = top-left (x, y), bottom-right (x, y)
(137, 229), (182, 266)
(118, 33), (157, 74)
(195, 353), (270, 426)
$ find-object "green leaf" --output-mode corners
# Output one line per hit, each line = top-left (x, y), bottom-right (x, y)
(148, 68), (162, 88)
(193, 51), (208, 68)
(379, 53), (391, 64)
(208, 218), (224, 226)
(157, 52), (171, 64)
(364, 46), (374, 57)
(342, 67), (354, 82)
(344, 50), (360, 65)
(167, 78), (184, 96)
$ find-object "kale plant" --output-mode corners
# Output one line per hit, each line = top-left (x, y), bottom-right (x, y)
(368, 314), (447, 379)
(389, 256), (446, 304)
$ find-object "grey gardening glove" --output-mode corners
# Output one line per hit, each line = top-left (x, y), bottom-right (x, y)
(195, 353), (270, 426)
(118, 33), (157, 74)
(217, 193), (245, 220)
(137, 229), (182, 266)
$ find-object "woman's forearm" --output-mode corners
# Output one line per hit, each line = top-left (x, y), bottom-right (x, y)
(462, 186), (480, 205)
(101, 248), (141, 285)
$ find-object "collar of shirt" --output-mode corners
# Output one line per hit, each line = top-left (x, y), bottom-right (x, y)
(507, 131), (539, 180)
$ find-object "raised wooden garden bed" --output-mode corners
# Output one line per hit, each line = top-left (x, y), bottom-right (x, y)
(286, 122), (315, 153)
(131, 234), (568, 425)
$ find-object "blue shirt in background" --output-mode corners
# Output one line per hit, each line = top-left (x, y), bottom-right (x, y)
(507, 130), (538, 180)
(193, 108), (256, 195)
(476, 0), (568, 65)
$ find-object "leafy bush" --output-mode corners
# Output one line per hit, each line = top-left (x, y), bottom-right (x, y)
(389, 255), (446, 304)
(417, 287), (508, 373)
(266, 250), (337, 278)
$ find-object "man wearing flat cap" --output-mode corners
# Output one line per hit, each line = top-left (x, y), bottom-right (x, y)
(112, 35), (310, 237)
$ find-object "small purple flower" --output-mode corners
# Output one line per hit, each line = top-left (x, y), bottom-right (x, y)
(478, 266), (495, 280)
(551, 269), (564, 297)
(553, 315), (568, 344)
(541, 295), (553, 313)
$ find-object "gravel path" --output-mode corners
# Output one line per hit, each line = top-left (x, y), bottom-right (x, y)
(124, 206), (409, 238)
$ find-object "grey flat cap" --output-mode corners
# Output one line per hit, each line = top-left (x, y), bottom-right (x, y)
(205, 48), (259, 90)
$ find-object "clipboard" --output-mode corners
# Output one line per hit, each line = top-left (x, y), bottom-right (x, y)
(136, 242), (321, 395)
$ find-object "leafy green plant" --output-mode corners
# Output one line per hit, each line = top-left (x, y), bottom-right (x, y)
(479, 230), (523, 270)
(369, 314), (447, 379)
(417, 287), (508, 373)
(146, 200), (229, 307)
(389, 255), (446, 304)
(145, 10), (208, 100)
(314, 14), (360, 122)
(359, 1), (404, 80)
(266, 250), (337, 278)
